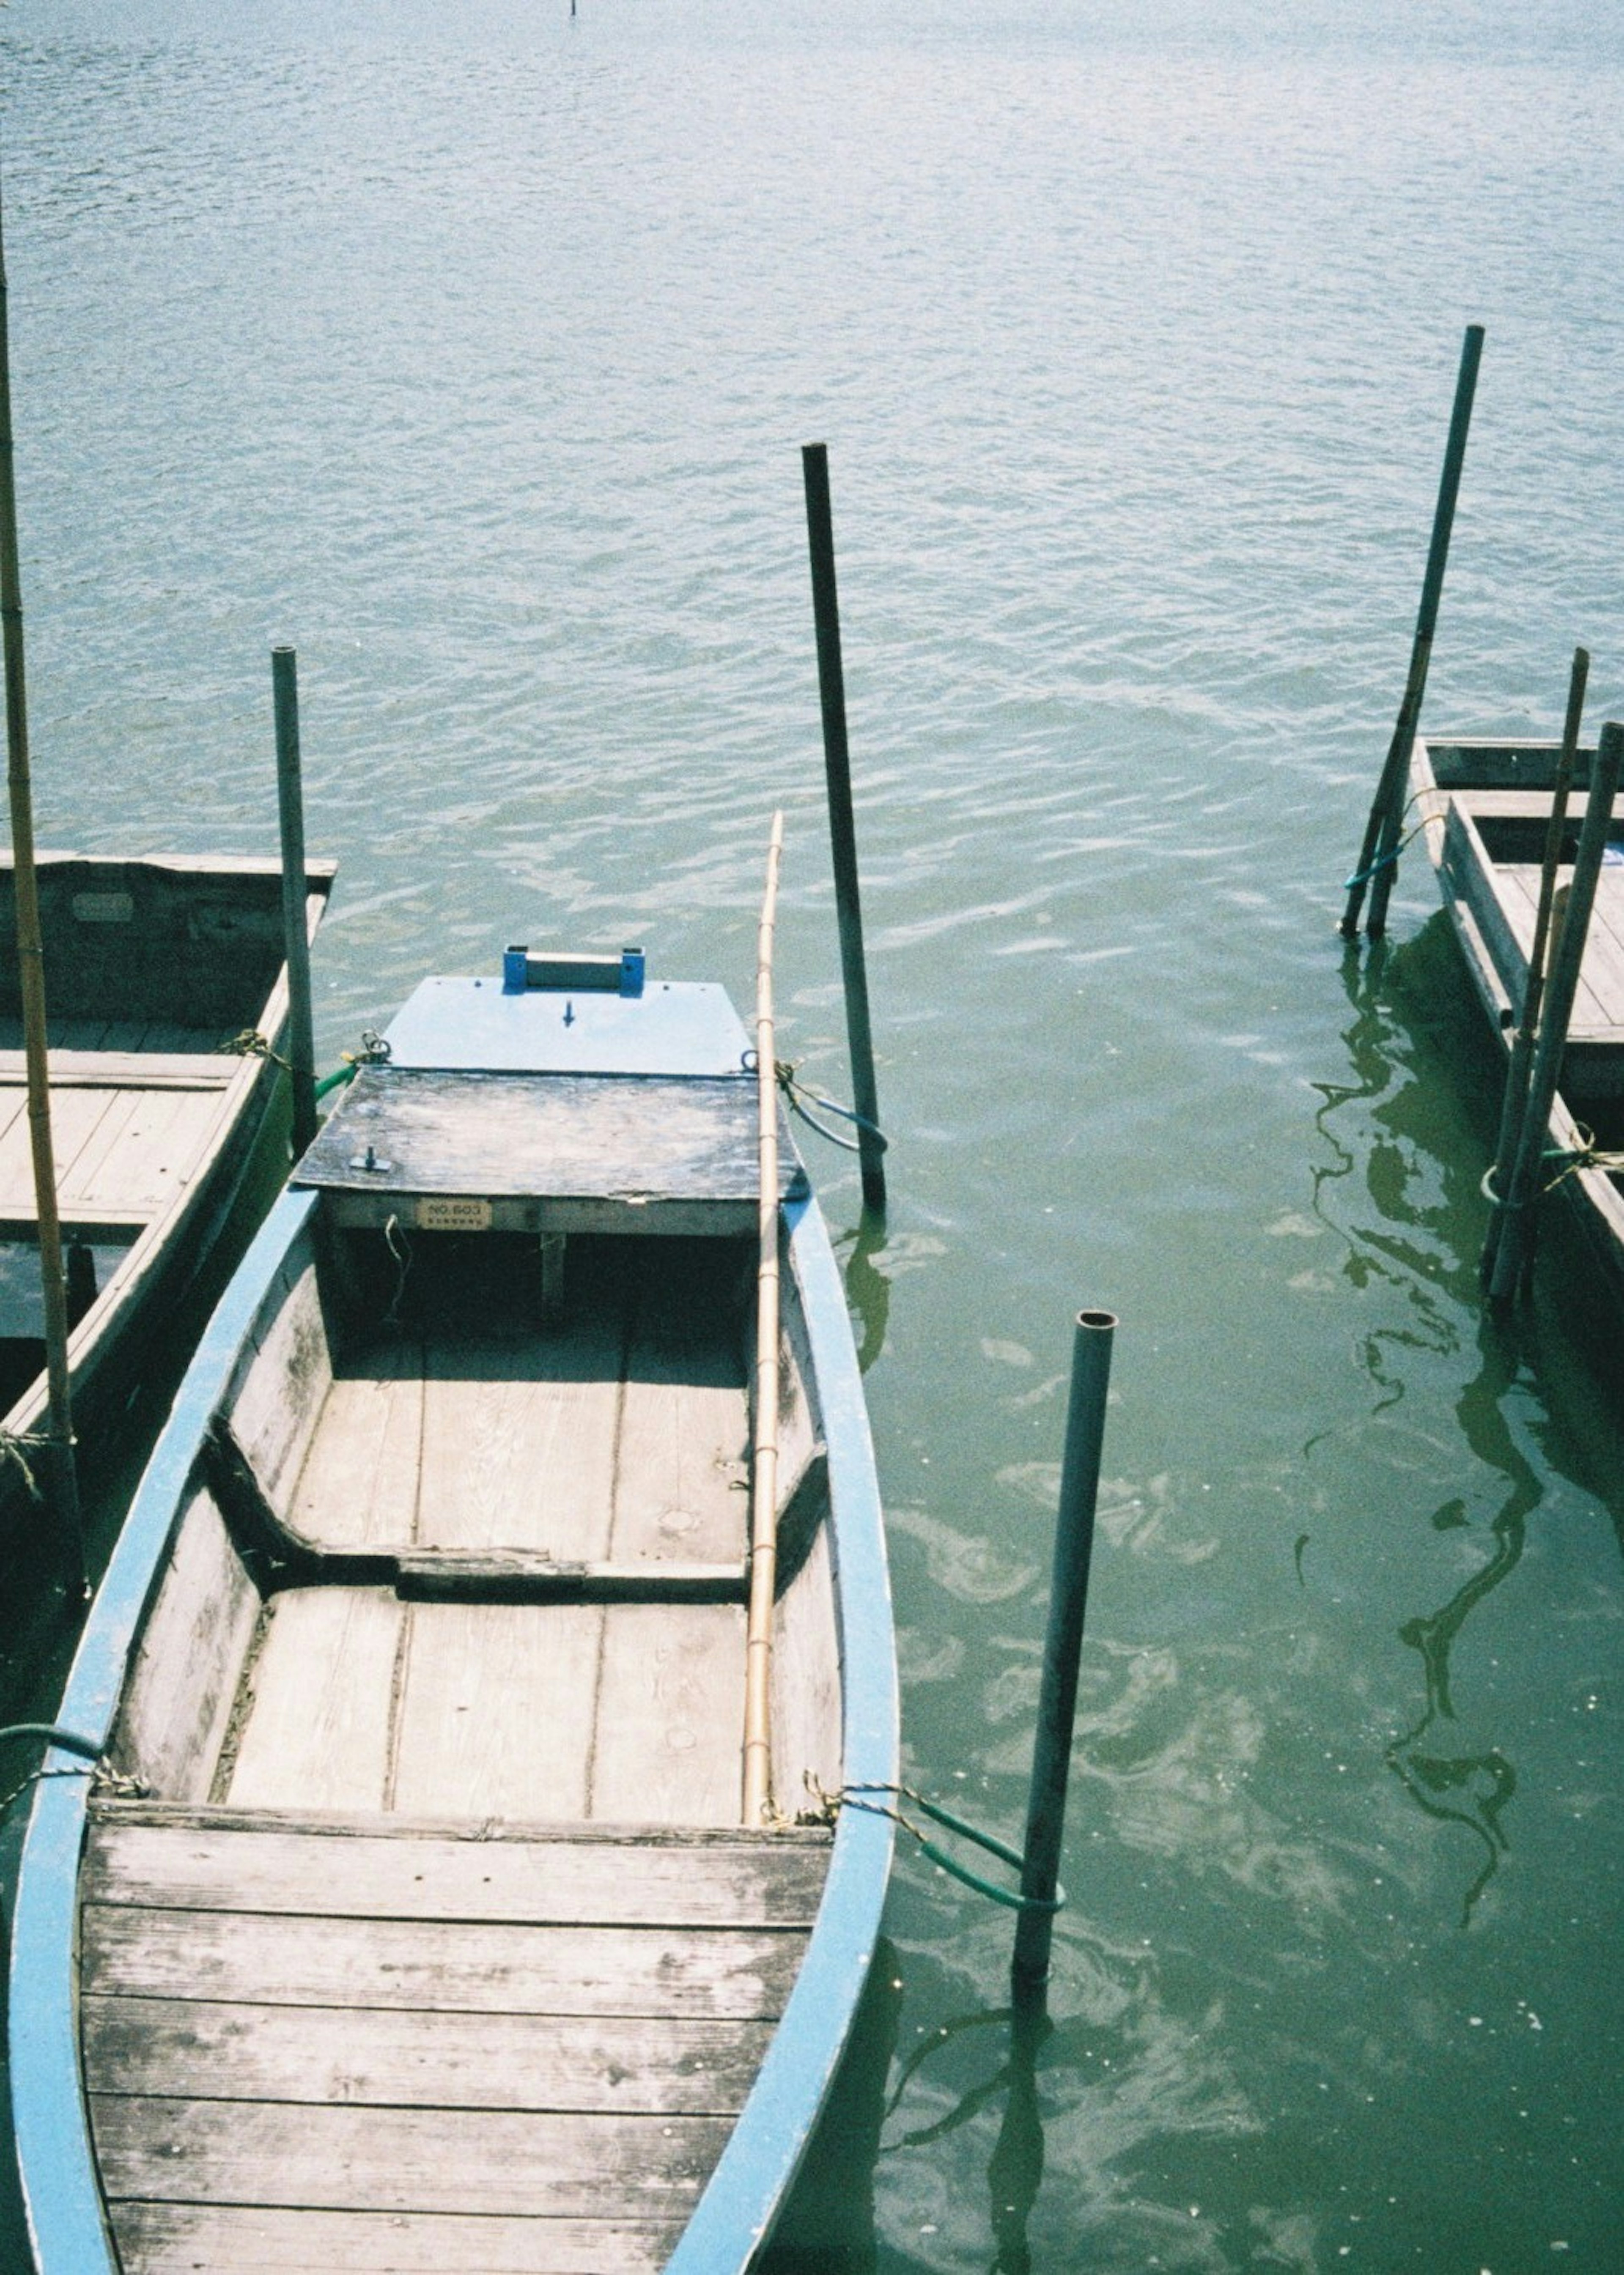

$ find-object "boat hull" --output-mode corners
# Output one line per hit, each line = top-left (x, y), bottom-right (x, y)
(9, 969), (896, 2274)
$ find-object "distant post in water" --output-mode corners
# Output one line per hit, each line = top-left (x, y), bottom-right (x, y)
(0, 173), (83, 1586)
(1012, 1307), (1116, 1990)
(1341, 322), (1484, 940)
(801, 442), (887, 1214)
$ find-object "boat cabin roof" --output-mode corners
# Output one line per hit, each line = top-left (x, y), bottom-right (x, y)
(295, 970), (801, 1234)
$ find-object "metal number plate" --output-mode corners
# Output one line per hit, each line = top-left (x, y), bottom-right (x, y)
(416, 1196), (493, 1232)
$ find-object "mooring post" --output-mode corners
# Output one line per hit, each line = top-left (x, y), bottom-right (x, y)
(1012, 1308), (1116, 1990)
(0, 172), (83, 1589)
(1489, 721), (1623, 1303)
(801, 442), (886, 1215)
(1341, 323), (1484, 941)
(271, 646), (318, 1159)
(1480, 646), (1588, 1288)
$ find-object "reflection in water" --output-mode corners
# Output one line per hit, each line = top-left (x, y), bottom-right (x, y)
(838, 1212), (892, 1376)
(1317, 928), (1541, 1925)
(1388, 1318), (1536, 1926)
(881, 1994), (1053, 2275)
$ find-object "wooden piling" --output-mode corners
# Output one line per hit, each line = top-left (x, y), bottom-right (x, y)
(1012, 1307), (1116, 1987)
(271, 646), (318, 1159)
(1480, 647), (1587, 1287)
(801, 443), (886, 1214)
(1489, 721), (1623, 1303)
(1341, 323), (1484, 940)
(0, 173), (83, 1587)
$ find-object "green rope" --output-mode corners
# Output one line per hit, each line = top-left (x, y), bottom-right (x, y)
(774, 1060), (889, 1156)
(830, 1782), (1064, 1915)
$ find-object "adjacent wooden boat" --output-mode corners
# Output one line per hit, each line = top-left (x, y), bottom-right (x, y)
(1413, 733), (1624, 1305)
(8, 946), (898, 2273)
(0, 850), (335, 1568)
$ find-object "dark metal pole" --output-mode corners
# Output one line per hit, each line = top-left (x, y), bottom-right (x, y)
(0, 168), (83, 1588)
(801, 442), (886, 1214)
(1341, 323), (1484, 940)
(1012, 1308), (1116, 1988)
(271, 646), (318, 1159)
(1480, 647), (1588, 1287)
(1490, 720), (1623, 1304)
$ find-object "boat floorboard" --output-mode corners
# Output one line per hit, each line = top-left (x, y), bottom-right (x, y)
(82, 1809), (828, 2275)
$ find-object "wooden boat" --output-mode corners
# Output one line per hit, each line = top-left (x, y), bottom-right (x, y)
(8, 944), (898, 2273)
(1412, 733), (1624, 1305)
(0, 850), (335, 1566)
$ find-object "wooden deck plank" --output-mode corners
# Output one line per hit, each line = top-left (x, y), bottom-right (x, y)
(224, 1590), (403, 1812)
(105, 2204), (681, 2275)
(85, 1817), (828, 1926)
(80, 1904), (807, 2018)
(288, 1337), (427, 1548)
(0, 1085), (123, 1212)
(1497, 867), (1624, 1037)
(82, 1994), (771, 2115)
(54, 1091), (146, 1215)
(89, 2096), (730, 2218)
(391, 1602), (604, 1820)
(417, 1321), (623, 1558)
(612, 1288), (749, 1566)
(591, 1603), (747, 1825)
(84, 1088), (210, 1212)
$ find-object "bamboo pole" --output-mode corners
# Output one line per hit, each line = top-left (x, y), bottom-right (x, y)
(271, 647), (318, 1158)
(1341, 323), (1484, 940)
(0, 172), (84, 1587)
(1489, 721), (1623, 1304)
(1480, 647), (1588, 1287)
(801, 444), (886, 1214)
(742, 810), (786, 1827)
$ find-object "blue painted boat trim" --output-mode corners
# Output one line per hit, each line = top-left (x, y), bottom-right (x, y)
(665, 1189), (899, 2275)
(7, 1188), (318, 2275)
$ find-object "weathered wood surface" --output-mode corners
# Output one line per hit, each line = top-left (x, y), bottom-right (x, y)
(86, 1814), (830, 1925)
(296, 1066), (801, 1205)
(105, 2204), (682, 2275)
(1442, 790), (1624, 1083)
(82, 1903), (808, 2017)
(82, 1996), (776, 2113)
(286, 1256), (749, 1570)
(220, 1590), (754, 1824)
(90, 2096), (732, 2216)
(80, 1815), (824, 2272)
(0, 853), (333, 1031)
(113, 1488), (259, 1801)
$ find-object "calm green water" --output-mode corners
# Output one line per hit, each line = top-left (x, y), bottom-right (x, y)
(3, 3), (1622, 2267)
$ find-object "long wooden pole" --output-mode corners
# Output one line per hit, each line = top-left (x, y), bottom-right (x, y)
(271, 646), (318, 1158)
(742, 810), (786, 1827)
(0, 172), (83, 1586)
(1489, 721), (1623, 1304)
(802, 444), (886, 1213)
(1341, 323), (1484, 940)
(1480, 647), (1588, 1286)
